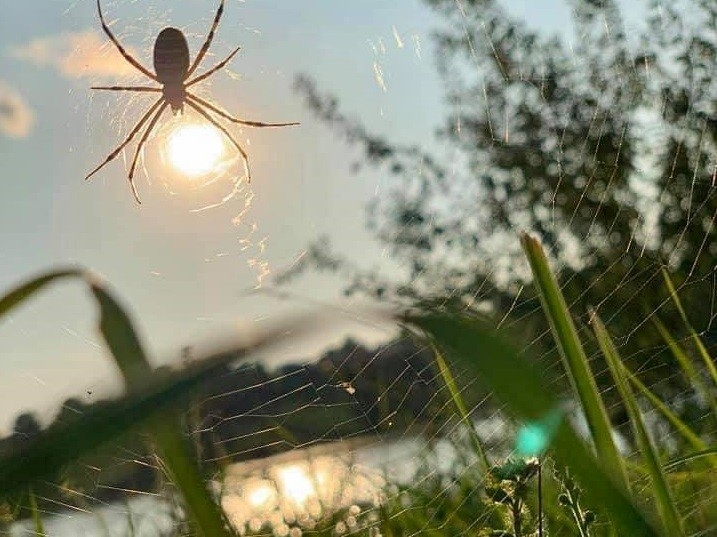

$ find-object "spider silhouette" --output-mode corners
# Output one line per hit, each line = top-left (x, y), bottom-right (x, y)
(87, 0), (299, 203)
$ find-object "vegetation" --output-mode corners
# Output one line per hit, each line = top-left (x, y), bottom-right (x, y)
(0, 231), (714, 535)
(290, 0), (717, 411)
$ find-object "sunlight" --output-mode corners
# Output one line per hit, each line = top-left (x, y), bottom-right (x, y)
(166, 123), (225, 177)
(277, 465), (315, 505)
(246, 482), (275, 508)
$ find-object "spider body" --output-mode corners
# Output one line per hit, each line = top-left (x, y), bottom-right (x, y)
(154, 28), (189, 112)
(87, 0), (299, 204)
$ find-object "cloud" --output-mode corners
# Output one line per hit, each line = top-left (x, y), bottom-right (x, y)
(11, 30), (142, 79)
(0, 82), (34, 138)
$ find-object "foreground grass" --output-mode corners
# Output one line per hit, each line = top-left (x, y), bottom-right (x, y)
(0, 233), (715, 536)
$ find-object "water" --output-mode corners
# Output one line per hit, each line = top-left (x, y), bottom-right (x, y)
(8, 437), (429, 536)
(8, 409), (615, 535)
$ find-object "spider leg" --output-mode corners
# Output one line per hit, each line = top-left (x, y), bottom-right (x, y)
(128, 102), (170, 204)
(187, 93), (300, 127)
(186, 46), (240, 87)
(91, 86), (161, 92)
(85, 97), (164, 181)
(96, 0), (157, 81)
(186, 99), (251, 181)
(186, 0), (225, 77)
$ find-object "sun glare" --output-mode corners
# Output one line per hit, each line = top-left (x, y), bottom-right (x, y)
(166, 123), (225, 177)
(277, 465), (315, 505)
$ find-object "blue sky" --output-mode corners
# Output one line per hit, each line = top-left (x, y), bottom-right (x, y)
(0, 0), (645, 432)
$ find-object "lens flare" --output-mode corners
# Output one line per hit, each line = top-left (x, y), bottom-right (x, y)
(515, 407), (564, 457)
(166, 123), (225, 177)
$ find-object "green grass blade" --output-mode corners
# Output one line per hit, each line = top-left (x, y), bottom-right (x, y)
(87, 284), (327, 536)
(87, 281), (233, 536)
(624, 362), (711, 458)
(591, 310), (683, 536)
(404, 312), (663, 536)
(28, 488), (45, 537)
(0, 347), (240, 499)
(151, 414), (234, 536)
(430, 341), (490, 470)
(89, 281), (153, 383)
(0, 268), (84, 318)
(664, 447), (717, 471)
(520, 233), (628, 488)
(653, 317), (717, 419)
(0, 310), (313, 533)
(661, 268), (717, 387)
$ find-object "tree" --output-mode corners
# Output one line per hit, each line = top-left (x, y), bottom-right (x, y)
(11, 412), (41, 440)
(292, 0), (717, 418)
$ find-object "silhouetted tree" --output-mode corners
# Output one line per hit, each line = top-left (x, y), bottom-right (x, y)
(293, 0), (717, 418)
(11, 412), (41, 441)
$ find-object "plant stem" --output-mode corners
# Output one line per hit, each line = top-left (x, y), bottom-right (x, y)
(537, 460), (543, 537)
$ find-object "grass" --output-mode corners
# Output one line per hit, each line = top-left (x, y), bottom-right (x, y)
(0, 234), (715, 536)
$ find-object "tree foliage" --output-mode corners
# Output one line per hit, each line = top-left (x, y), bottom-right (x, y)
(293, 0), (717, 409)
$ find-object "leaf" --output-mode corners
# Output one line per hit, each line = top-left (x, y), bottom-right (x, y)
(0, 315), (308, 498)
(0, 268), (85, 318)
(89, 280), (153, 384)
(404, 312), (663, 536)
(430, 341), (489, 470)
(520, 233), (628, 488)
(29, 488), (45, 537)
(661, 267), (717, 388)
(653, 317), (717, 420)
(621, 351), (711, 460)
(592, 310), (683, 536)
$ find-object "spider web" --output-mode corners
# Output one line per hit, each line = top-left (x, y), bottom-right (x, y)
(5, 0), (717, 536)
(81, 0), (274, 289)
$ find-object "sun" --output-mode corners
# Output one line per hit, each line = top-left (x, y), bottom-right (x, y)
(166, 122), (225, 177)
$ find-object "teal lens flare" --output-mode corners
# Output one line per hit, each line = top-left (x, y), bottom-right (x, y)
(515, 408), (564, 457)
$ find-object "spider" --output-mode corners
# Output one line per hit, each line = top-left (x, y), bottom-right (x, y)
(87, 0), (299, 204)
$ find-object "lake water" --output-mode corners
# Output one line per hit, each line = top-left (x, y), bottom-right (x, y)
(7, 409), (615, 536)
(8, 436), (448, 536)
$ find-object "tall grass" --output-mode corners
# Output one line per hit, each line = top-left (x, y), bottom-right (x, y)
(0, 234), (715, 536)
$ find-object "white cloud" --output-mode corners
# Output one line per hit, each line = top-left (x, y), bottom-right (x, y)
(0, 81), (34, 138)
(11, 30), (144, 79)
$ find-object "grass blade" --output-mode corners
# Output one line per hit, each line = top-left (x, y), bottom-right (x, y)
(653, 317), (717, 419)
(0, 268), (84, 318)
(520, 233), (628, 488)
(621, 342), (712, 459)
(430, 341), (490, 470)
(0, 347), (239, 499)
(28, 488), (45, 537)
(1, 270), (319, 535)
(404, 312), (663, 536)
(661, 268), (717, 387)
(591, 310), (684, 536)
(0, 312), (310, 500)
(88, 280), (233, 536)
(89, 280), (153, 383)
(664, 448), (717, 471)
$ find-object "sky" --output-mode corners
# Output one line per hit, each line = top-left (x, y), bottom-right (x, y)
(0, 0), (647, 433)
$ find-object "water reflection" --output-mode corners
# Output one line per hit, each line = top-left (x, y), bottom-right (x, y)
(8, 415), (539, 535)
(9, 439), (399, 536)
(219, 442), (388, 535)
(9, 495), (176, 537)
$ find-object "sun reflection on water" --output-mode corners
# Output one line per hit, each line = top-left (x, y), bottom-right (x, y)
(277, 465), (316, 505)
(219, 450), (387, 535)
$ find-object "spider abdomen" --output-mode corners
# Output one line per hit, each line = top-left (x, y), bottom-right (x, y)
(153, 28), (190, 84)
